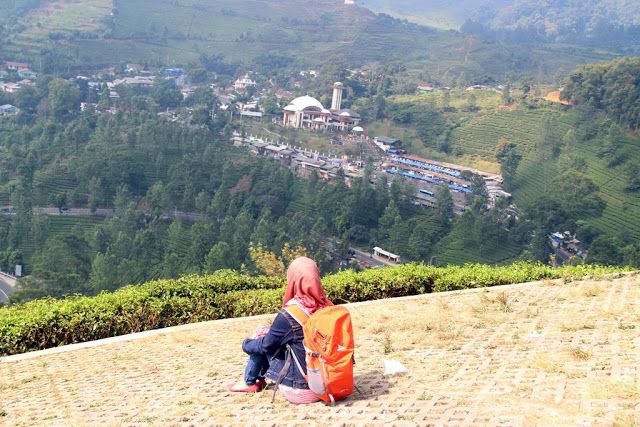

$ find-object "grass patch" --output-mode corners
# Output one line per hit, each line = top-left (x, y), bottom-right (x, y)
(495, 291), (512, 313)
(568, 346), (592, 361)
(382, 332), (394, 354)
(614, 412), (639, 427)
(592, 380), (640, 400)
(530, 352), (566, 374)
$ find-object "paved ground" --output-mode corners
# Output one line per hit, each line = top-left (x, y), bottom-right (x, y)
(1, 274), (639, 426)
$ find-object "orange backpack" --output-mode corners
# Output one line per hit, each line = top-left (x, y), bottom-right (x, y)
(276, 305), (355, 404)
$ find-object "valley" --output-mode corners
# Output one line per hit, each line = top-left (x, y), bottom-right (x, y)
(0, 0), (638, 304)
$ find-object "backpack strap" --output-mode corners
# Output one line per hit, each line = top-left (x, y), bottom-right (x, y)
(282, 307), (309, 377)
(271, 344), (293, 403)
(271, 344), (307, 403)
(270, 308), (310, 403)
(282, 305), (309, 327)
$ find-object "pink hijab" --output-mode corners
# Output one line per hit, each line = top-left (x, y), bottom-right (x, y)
(283, 257), (332, 314)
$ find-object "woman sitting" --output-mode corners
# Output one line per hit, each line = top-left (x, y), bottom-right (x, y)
(227, 256), (332, 404)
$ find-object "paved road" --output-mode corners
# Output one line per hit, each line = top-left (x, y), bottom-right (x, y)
(349, 247), (396, 268)
(0, 206), (203, 222)
(35, 207), (122, 217)
(0, 273), (16, 303)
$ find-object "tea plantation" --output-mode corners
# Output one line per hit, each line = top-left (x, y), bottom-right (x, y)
(0, 262), (628, 356)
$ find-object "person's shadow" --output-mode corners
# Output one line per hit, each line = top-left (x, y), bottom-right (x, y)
(335, 370), (390, 406)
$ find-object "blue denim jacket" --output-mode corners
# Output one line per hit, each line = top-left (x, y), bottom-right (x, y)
(242, 310), (309, 389)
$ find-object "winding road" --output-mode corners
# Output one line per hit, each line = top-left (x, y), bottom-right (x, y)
(0, 272), (16, 303)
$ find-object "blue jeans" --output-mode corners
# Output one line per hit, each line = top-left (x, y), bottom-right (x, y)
(244, 353), (269, 385)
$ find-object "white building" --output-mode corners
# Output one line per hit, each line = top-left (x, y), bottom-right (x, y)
(109, 76), (155, 88)
(282, 83), (361, 131)
(0, 104), (19, 115)
(0, 82), (22, 93)
(234, 75), (256, 91)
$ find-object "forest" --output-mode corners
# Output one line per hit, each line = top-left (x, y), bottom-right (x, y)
(368, 0), (640, 52)
(2, 57), (639, 305)
(0, 75), (456, 302)
(562, 57), (640, 131)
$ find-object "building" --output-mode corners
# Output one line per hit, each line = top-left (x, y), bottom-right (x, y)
(0, 82), (22, 93)
(234, 75), (256, 91)
(240, 110), (263, 119)
(109, 76), (154, 88)
(373, 136), (402, 152)
(125, 64), (144, 74)
(331, 82), (344, 110)
(164, 68), (184, 77)
(17, 68), (37, 80)
(275, 89), (294, 99)
(549, 231), (588, 261)
(80, 102), (98, 112)
(4, 61), (28, 71)
(180, 87), (194, 99)
(282, 83), (361, 131)
(0, 104), (19, 116)
(417, 85), (434, 93)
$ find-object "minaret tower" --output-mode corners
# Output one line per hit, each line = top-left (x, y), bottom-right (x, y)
(331, 82), (344, 111)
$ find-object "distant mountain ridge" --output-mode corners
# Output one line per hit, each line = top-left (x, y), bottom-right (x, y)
(364, 0), (640, 46)
(361, 0), (508, 28)
(0, 0), (600, 83)
(0, 0), (626, 80)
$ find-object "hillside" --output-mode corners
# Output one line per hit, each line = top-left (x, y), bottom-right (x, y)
(0, 0), (619, 82)
(490, 0), (640, 32)
(365, 0), (640, 31)
(360, 84), (640, 249)
(0, 0), (113, 60)
(2, 273), (638, 425)
(448, 106), (640, 241)
(361, 0), (508, 29)
(0, 0), (43, 26)
(459, 108), (639, 239)
(366, 0), (640, 52)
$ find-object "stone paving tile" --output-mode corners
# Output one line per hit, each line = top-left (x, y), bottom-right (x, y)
(1, 275), (639, 426)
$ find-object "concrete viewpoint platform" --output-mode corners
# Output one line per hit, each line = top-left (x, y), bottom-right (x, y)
(1, 275), (639, 426)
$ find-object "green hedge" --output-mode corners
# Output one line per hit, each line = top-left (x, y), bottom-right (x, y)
(0, 263), (629, 356)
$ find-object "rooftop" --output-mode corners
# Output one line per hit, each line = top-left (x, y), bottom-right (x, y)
(286, 95), (325, 112)
(1, 274), (639, 425)
(376, 135), (401, 145)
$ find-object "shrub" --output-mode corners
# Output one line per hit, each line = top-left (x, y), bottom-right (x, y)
(0, 263), (628, 356)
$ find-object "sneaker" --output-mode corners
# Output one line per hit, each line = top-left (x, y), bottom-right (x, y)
(227, 379), (267, 393)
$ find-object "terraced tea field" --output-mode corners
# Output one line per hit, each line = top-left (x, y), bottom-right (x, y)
(32, 171), (77, 205)
(447, 105), (640, 240)
(18, 215), (104, 274)
(0, 191), (10, 206)
(435, 221), (521, 265)
(2, 0), (113, 59)
(371, 103), (640, 243)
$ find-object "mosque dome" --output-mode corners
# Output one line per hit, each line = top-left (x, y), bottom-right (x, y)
(286, 95), (325, 112)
